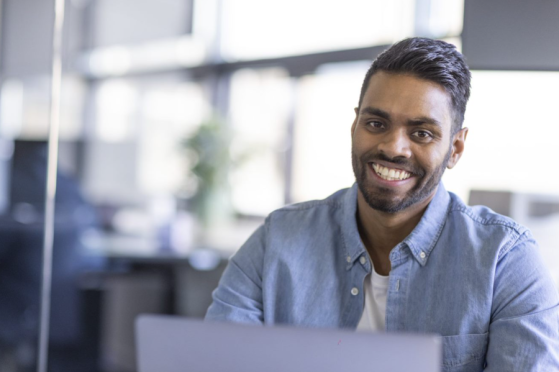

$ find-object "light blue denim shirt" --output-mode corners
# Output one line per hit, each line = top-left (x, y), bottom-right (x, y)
(206, 184), (559, 371)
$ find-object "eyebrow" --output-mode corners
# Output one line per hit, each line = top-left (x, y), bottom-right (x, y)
(359, 107), (391, 120)
(360, 106), (442, 128)
(407, 116), (442, 128)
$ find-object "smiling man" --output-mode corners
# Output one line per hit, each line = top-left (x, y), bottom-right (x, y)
(206, 38), (559, 371)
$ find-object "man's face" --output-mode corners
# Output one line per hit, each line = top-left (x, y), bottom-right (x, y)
(351, 71), (466, 214)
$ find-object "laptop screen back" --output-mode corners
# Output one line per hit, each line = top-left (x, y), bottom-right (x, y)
(136, 315), (441, 372)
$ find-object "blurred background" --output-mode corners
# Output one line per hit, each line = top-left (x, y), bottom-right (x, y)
(1, 0), (559, 371)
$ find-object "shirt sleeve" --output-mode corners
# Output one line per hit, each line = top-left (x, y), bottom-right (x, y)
(205, 224), (267, 324)
(485, 232), (559, 371)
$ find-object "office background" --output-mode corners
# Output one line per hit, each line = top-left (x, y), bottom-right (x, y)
(0, 0), (558, 371)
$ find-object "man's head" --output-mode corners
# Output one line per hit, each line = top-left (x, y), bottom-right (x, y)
(351, 38), (470, 214)
(358, 38), (471, 133)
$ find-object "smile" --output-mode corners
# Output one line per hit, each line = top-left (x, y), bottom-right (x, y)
(372, 163), (412, 181)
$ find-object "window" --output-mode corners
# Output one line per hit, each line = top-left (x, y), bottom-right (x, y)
(443, 71), (559, 201)
(85, 76), (209, 204)
(292, 61), (371, 202)
(228, 68), (291, 215)
(220, 0), (416, 61)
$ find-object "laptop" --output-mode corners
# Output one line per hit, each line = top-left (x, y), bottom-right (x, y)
(136, 315), (441, 372)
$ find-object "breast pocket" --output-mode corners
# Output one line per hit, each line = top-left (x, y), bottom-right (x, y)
(442, 333), (488, 372)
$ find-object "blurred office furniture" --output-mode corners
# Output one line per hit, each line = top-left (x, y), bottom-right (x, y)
(0, 140), (100, 372)
(78, 197), (250, 371)
(175, 251), (227, 318)
(469, 190), (559, 287)
(81, 248), (227, 372)
(463, 0), (559, 70)
(469, 190), (559, 219)
(97, 272), (168, 372)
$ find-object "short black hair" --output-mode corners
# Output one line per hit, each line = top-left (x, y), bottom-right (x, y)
(358, 38), (471, 133)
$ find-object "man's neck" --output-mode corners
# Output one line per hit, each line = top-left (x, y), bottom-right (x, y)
(356, 188), (437, 275)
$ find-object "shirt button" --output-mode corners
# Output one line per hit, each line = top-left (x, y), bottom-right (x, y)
(359, 256), (366, 265)
(420, 251), (426, 259)
(346, 256), (351, 263)
(351, 287), (359, 296)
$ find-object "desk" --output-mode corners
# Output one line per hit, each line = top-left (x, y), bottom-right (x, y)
(81, 232), (235, 372)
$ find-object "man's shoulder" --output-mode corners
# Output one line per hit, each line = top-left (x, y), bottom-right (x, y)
(260, 187), (354, 246)
(445, 192), (533, 256)
(447, 192), (528, 232)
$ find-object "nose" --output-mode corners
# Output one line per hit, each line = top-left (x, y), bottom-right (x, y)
(377, 128), (412, 159)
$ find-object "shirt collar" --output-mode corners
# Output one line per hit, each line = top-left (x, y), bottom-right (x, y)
(341, 183), (451, 269)
(401, 183), (451, 266)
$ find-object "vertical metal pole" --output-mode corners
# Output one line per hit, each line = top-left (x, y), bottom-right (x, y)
(0, 0), (6, 217)
(0, 0), (3, 47)
(37, 0), (65, 371)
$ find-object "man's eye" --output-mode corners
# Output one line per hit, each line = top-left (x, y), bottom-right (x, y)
(413, 130), (432, 139)
(367, 121), (384, 129)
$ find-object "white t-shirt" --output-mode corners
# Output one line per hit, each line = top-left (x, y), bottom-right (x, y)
(356, 268), (390, 332)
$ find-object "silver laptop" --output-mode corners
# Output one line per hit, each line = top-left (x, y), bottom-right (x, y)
(136, 315), (441, 372)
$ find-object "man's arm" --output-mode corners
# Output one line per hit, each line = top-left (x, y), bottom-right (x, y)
(485, 233), (559, 371)
(205, 224), (266, 324)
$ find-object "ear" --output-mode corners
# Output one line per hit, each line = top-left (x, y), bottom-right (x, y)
(446, 127), (468, 169)
(351, 107), (359, 137)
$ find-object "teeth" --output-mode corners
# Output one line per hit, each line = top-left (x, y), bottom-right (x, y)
(372, 163), (411, 181)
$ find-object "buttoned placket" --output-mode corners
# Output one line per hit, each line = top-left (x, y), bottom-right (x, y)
(336, 183), (451, 332)
(384, 244), (412, 332)
(344, 252), (371, 328)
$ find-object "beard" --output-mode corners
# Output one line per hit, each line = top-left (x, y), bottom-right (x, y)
(351, 147), (451, 214)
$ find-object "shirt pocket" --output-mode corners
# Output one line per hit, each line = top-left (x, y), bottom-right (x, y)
(442, 332), (488, 372)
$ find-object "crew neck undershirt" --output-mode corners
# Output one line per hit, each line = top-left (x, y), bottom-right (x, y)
(356, 261), (390, 332)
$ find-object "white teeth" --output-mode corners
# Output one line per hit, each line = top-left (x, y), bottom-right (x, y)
(399, 171), (411, 180)
(372, 163), (411, 181)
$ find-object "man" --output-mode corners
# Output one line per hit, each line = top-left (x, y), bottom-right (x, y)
(206, 38), (559, 371)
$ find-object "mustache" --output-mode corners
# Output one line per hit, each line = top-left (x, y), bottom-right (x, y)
(364, 153), (424, 177)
